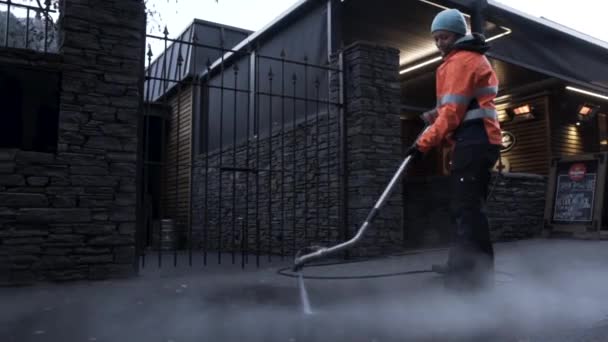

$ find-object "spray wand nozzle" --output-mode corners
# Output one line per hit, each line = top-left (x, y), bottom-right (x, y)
(292, 245), (327, 272)
(292, 263), (304, 273)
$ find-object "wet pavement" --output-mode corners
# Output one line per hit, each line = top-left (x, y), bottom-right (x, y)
(2, 239), (608, 342)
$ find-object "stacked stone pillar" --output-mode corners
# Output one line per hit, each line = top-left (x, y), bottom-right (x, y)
(0, 0), (146, 284)
(342, 42), (404, 255)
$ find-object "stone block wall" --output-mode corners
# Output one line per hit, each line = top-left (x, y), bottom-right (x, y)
(0, 0), (146, 284)
(190, 42), (405, 258)
(191, 114), (343, 256)
(404, 173), (548, 247)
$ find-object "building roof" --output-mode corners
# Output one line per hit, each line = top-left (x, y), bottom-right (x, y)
(145, 19), (252, 102)
(487, 0), (608, 51)
(201, 0), (323, 76)
(199, 0), (608, 95)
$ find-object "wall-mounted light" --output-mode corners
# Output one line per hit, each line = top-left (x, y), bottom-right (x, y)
(578, 105), (593, 116)
(508, 103), (535, 121)
(577, 103), (600, 122)
(513, 104), (531, 115)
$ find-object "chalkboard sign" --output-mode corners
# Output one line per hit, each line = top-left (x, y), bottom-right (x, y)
(544, 153), (607, 235)
(552, 173), (596, 223)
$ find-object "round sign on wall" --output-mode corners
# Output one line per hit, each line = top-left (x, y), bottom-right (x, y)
(500, 131), (516, 153)
(568, 163), (587, 181)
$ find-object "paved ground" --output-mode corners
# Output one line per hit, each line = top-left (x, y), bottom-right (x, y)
(2, 239), (608, 342)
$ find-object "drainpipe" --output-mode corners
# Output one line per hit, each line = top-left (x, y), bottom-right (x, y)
(470, 0), (488, 36)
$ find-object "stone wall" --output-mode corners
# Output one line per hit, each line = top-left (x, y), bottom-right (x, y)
(404, 173), (548, 247)
(0, 0), (146, 284)
(191, 113), (343, 256)
(189, 42), (404, 258)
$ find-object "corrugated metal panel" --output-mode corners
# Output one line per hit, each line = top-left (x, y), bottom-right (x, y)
(204, 1), (329, 152)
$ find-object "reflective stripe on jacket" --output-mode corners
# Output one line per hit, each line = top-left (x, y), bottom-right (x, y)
(417, 49), (502, 153)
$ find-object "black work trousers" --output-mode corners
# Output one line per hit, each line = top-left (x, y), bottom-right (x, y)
(446, 143), (500, 287)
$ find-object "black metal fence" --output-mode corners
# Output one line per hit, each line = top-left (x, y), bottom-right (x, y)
(0, 0), (58, 52)
(140, 27), (345, 269)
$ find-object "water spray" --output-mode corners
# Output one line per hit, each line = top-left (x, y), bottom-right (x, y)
(290, 123), (431, 314)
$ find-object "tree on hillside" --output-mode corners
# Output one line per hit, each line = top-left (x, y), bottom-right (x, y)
(22, 0), (219, 28)
(3, 0), (219, 50)
(0, 10), (58, 51)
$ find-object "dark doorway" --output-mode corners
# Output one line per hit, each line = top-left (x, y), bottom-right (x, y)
(0, 64), (60, 152)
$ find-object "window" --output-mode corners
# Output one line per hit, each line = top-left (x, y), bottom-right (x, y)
(0, 64), (60, 152)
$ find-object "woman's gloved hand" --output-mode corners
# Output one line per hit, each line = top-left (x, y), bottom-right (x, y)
(420, 109), (438, 125)
(405, 145), (424, 162)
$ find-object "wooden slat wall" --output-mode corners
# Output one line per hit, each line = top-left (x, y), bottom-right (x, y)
(162, 85), (193, 228)
(499, 97), (551, 175)
(550, 93), (599, 157)
(550, 104), (585, 157)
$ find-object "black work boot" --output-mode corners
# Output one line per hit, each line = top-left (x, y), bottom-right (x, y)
(472, 255), (495, 291)
(445, 255), (495, 292)
(441, 249), (477, 292)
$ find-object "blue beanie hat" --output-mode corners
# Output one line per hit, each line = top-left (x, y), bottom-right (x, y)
(431, 9), (467, 35)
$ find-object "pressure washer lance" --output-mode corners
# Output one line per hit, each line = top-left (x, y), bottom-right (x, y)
(293, 125), (431, 272)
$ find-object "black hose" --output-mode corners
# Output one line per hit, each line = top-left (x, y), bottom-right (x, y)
(277, 249), (515, 281)
(277, 266), (433, 280)
(279, 248), (440, 280)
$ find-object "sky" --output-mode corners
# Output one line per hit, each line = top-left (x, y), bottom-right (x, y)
(143, 0), (608, 59)
(6, 0), (605, 62)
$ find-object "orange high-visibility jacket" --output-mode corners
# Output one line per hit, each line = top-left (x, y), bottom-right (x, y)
(417, 49), (502, 153)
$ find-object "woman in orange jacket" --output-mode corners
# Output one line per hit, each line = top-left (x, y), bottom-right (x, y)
(406, 8), (502, 290)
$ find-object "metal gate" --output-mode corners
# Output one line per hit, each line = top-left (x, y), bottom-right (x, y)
(139, 26), (345, 269)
